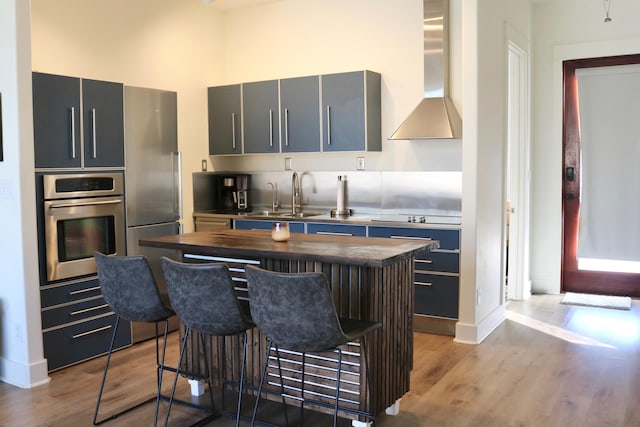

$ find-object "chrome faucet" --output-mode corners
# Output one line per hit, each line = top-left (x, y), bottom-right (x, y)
(291, 171), (301, 215)
(266, 182), (278, 211)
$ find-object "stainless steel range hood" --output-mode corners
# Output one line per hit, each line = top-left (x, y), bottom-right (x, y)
(390, 0), (462, 140)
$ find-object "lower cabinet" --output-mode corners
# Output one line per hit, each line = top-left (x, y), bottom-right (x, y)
(306, 222), (367, 236)
(41, 277), (131, 371)
(368, 226), (460, 320)
(233, 219), (305, 233)
(231, 219), (461, 329)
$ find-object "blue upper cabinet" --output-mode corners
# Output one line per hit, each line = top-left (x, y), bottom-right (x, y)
(280, 75), (321, 153)
(208, 84), (242, 155)
(243, 80), (280, 154)
(321, 70), (381, 152)
(33, 72), (124, 169)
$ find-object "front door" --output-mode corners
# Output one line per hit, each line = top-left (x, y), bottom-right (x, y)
(562, 54), (640, 297)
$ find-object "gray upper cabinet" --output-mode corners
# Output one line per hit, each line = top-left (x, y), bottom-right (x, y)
(207, 70), (380, 156)
(82, 78), (125, 168)
(208, 84), (242, 155)
(33, 72), (124, 168)
(243, 80), (280, 154)
(321, 70), (381, 152)
(280, 75), (321, 153)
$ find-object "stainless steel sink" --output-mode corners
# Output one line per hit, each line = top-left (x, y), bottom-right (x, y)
(247, 210), (291, 217)
(247, 210), (325, 218)
(281, 212), (325, 218)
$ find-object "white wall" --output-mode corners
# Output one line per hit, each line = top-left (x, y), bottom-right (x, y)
(0, 0), (49, 387)
(456, 0), (531, 343)
(530, 0), (640, 294)
(31, 0), (227, 234)
(211, 0), (462, 174)
(31, 0), (463, 234)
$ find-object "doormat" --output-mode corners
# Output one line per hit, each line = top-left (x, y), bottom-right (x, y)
(561, 292), (631, 310)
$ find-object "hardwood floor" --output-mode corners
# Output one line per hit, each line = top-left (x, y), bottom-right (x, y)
(2, 294), (640, 426)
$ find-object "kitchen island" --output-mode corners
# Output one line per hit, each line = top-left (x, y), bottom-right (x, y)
(140, 229), (438, 421)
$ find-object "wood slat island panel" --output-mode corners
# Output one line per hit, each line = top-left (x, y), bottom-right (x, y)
(140, 229), (438, 420)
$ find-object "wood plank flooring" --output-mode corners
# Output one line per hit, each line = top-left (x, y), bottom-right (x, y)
(2, 294), (640, 426)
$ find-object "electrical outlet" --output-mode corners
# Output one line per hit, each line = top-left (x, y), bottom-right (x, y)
(201, 159), (207, 171)
(285, 158), (293, 170)
(357, 157), (365, 170)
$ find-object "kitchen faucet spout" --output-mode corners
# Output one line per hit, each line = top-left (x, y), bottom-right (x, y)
(267, 182), (278, 211)
(291, 171), (301, 215)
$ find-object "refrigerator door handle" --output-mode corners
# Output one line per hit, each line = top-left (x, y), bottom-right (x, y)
(173, 151), (183, 222)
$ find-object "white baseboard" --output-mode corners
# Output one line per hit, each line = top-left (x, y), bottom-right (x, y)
(454, 305), (505, 344)
(0, 356), (49, 389)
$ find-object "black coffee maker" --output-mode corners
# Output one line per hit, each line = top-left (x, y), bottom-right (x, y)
(214, 173), (250, 212)
(192, 172), (251, 213)
(219, 175), (249, 211)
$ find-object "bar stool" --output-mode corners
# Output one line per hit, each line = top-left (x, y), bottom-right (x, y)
(245, 265), (381, 427)
(93, 252), (176, 426)
(160, 257), (255, 427)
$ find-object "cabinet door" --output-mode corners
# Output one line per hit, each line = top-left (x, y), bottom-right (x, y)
(307, 222), (367, 237)
(208, 85), (242, 155)
(234, 219), (305, 233)
(82, 79), (124, 168)
(321, 70), (381, 152)
(33, 72), (81, 168)
(280, 76), (321, 153)
(243, 80), (280, 154)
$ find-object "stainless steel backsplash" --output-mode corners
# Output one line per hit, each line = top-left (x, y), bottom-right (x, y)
(245, 171), (461, 216)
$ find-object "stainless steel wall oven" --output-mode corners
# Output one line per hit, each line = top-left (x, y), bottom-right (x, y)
(41, 172), (126, 283)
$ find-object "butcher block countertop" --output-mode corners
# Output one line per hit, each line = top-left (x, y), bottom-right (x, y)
(140, 228), (439, 268)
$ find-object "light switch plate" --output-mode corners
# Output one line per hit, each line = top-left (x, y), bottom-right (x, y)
(285, 157), (293, 170)
(356, 157), (365, 170)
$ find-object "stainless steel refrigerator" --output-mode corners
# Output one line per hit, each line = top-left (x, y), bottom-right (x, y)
(124, 86), (181, 342)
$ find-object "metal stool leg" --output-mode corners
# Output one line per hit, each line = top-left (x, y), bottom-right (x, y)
(153, 320), (170, 427)
(362, 336), (374, 423)
(164, 326), (191, 427)
(275, 346), (290, 426)
(300, 352), (305, 426)
(334, 348), (342, 427)
(250, 339), (272, 426)
(235, 332), (248, 427)
(93, 316), (121, 425)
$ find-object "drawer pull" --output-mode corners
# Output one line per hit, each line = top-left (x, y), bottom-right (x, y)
(415, 259), (433, 264)
(415, 281), (433, 287)
(70, 304), (109, 316)
(390, 235), (432, 241)
(70, 286), (101, 295)
(316, 231), (353, 236)
(72, 325), (112, 339)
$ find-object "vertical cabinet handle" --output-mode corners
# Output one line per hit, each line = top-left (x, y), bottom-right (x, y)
(284, 108), (289, 147)
(326, 105), (332, 145)
(69, 107), (76, 159)
(91, 108), (97, 158)
(231, 113), (237, 150)
(269, 109), (274, 147)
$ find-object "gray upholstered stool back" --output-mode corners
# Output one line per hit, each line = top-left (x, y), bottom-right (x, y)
(94, 251), (174, 323)
(161, 257), (253, 336)
(245, 265), (347, 353)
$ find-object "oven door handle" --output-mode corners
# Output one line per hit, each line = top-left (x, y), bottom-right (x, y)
(49, 199), (123, 209)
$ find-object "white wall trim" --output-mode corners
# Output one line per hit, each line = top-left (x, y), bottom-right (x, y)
(553, 38), (640, 62)
(453, 304), (506, 344)
(546, 37), (640, 294)
(0, 357), (50, 389)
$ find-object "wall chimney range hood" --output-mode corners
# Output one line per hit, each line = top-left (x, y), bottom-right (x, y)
(389, 0), (462, 140)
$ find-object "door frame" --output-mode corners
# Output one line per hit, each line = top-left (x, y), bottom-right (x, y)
(504, 26), (532, 301)
(561, 53), (640, 297)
